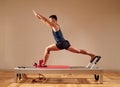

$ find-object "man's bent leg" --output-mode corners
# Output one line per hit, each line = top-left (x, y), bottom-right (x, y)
(43, 44), (60, 65)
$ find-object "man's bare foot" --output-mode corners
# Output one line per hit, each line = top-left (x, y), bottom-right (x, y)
(39, 59), (44, 67)
(39, 59), (47, 67)
(90, 54), (96, 63)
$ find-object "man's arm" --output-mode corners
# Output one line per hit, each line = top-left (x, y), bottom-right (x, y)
(33, 10), (56, 28)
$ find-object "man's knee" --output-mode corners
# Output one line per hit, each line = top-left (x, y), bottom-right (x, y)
(45, 46), (51, 54)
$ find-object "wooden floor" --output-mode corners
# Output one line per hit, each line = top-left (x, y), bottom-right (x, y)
(0, 70), (120, 87)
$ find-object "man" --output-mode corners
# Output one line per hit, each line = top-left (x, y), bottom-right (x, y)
(33, 10), (100, 67)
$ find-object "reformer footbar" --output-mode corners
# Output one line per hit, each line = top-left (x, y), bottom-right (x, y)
(86, 56), (101, 69)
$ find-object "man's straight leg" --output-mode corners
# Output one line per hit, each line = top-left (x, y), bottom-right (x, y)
(67, 46), (95, 59)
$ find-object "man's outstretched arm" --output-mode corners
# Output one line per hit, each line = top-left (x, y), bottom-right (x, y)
(33, 10), (54, 28)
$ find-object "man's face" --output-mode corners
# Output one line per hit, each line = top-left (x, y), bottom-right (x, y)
(49, 18), (56, 23)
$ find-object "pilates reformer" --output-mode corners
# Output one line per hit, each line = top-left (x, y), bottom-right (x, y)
(14, 56), (103, 83)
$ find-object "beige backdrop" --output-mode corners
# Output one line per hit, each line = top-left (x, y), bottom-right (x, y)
(0, 0), (120, 70)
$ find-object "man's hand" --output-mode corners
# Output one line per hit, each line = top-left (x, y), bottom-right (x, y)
(33, 10), (37, 16)
(32, 10), (55, 28)
(33, 10), (41, 19)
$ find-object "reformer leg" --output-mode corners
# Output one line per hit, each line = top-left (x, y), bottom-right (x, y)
(99, 73), (103, 84)
(14, 73), (18, 83)
(94, 74), (99, 81)
(17, 73), (22, 80)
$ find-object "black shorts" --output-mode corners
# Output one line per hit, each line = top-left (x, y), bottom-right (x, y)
(56, 40), (71, 50)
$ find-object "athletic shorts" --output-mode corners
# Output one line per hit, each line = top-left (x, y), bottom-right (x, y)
(56, 40), (71, 50)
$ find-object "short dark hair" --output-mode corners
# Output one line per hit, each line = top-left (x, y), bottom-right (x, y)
(49, 15), (57, 21)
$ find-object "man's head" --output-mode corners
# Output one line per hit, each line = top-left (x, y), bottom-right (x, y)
(49, 15), (57, 22)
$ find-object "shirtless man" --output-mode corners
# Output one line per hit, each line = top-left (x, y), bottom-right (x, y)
(33, 10), (100, 67)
